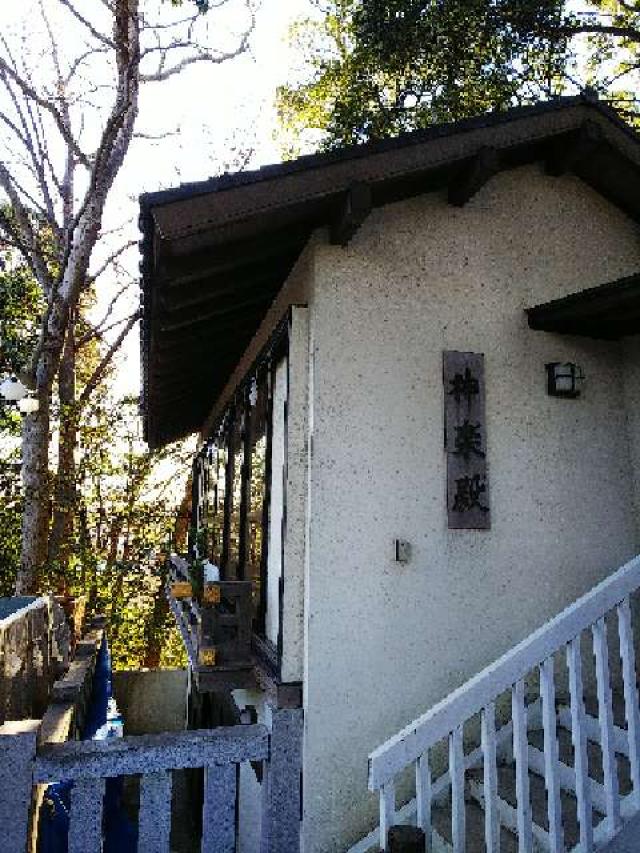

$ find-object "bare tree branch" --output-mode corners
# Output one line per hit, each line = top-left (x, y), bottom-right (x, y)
(87, 240), (137, 285)
(0, 161), (54, 294)
(78, 310), (140, 405)
(58, 0), (116, 49)
(0, 57), (91, 170)
(141, 42), (250, 82)
(141, 2), (256, 82)
(77, 310), (135, 348)
(562, 23), (640, 43)
(77, 280), (130, 346)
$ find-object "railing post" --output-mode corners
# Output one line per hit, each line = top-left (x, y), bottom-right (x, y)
(261, 706), (303, 853)
(0, 719), (39, 853)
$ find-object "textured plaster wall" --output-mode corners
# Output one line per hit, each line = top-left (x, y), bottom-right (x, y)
(281, 306), (310, 682)
(622, 335), (640, 541)
(301, 164), (640, 851)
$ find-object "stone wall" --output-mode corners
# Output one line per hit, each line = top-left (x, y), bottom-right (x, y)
(0, 597), (69, 725)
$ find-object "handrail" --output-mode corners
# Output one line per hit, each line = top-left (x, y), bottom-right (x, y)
(34, 724), (269, 782)
(369, 552), (640, 790)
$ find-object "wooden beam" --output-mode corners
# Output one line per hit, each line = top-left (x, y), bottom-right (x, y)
(160, 227), (310, 282)
(448, 146), (500, 206)
(159, 263), (292, 314)
(159, 241), (305, 293)
(526, 272), (640, 339)
(330, 182), (372, 246)
(155, 311), (266, 348)
(545, 120), (603, 177)
(159, 292), (274, 333)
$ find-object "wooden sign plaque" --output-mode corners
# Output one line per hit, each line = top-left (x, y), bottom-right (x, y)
(443, 350), (491, 530)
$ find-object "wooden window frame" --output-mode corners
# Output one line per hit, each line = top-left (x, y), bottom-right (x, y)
(191, 313), (291, 678)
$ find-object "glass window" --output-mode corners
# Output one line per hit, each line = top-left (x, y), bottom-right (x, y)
(194, 327), (289, 657)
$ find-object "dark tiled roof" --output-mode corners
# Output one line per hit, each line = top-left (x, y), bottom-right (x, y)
(139, 95), (640, 448)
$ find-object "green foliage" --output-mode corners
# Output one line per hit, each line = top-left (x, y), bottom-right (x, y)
(0, 245), (45, 439)
(0, 255), (43, 378)
(96, 561), (185, 671)
(0, 245), (191, 670)
(0, 465), (21, 595)
(63, 393), (192, 670)
(277, 0), (640, 153)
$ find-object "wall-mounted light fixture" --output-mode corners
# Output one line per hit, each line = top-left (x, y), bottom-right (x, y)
(546, 362), (584, 399)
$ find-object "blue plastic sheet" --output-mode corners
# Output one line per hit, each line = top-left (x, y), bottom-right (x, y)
(38, 636), (137, 853)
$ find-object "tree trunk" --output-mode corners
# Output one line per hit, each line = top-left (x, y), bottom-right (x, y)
(48, 326), (77, 574)
(16, 392), (50, 594)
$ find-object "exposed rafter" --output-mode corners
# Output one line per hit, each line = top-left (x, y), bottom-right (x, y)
(330, 182), (373, 246)
(159, 293), (275, 333)
(545, 120), (604, 177)
(448, 147), (500, 206)
(159, 260), (298, 313)
(140, 96), (640, 448)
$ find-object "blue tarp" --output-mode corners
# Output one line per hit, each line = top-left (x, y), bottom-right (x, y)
(38, 637), (137, 853)
(0, 596), (37, 620)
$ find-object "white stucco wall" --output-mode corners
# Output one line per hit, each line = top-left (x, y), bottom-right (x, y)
(623, 335), (640, 542)
(301, 164), (640, 851)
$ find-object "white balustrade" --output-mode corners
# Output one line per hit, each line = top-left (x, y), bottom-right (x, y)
(481, 702), (499, 853)
(566, 635), (593, 851)
(366, 554), (640, 852)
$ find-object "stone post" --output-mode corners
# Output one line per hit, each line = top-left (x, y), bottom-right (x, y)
(0, 719), (39, 853)
(261, 706), (303, 853)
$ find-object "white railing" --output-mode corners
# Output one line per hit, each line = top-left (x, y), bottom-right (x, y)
(366, 553), (640, 852)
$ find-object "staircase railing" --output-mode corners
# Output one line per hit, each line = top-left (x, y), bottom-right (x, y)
(366, 553), (640, 852)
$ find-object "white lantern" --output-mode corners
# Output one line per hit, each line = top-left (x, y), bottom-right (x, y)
(18, 397), (40, 414)
(0, 377), (28, 401)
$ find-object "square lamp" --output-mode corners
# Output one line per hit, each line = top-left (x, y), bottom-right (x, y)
(546, 362), (584, 399)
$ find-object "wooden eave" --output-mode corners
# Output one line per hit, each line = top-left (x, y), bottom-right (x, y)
(140, 96), (640, 449)
(526, 273), (640, 340)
